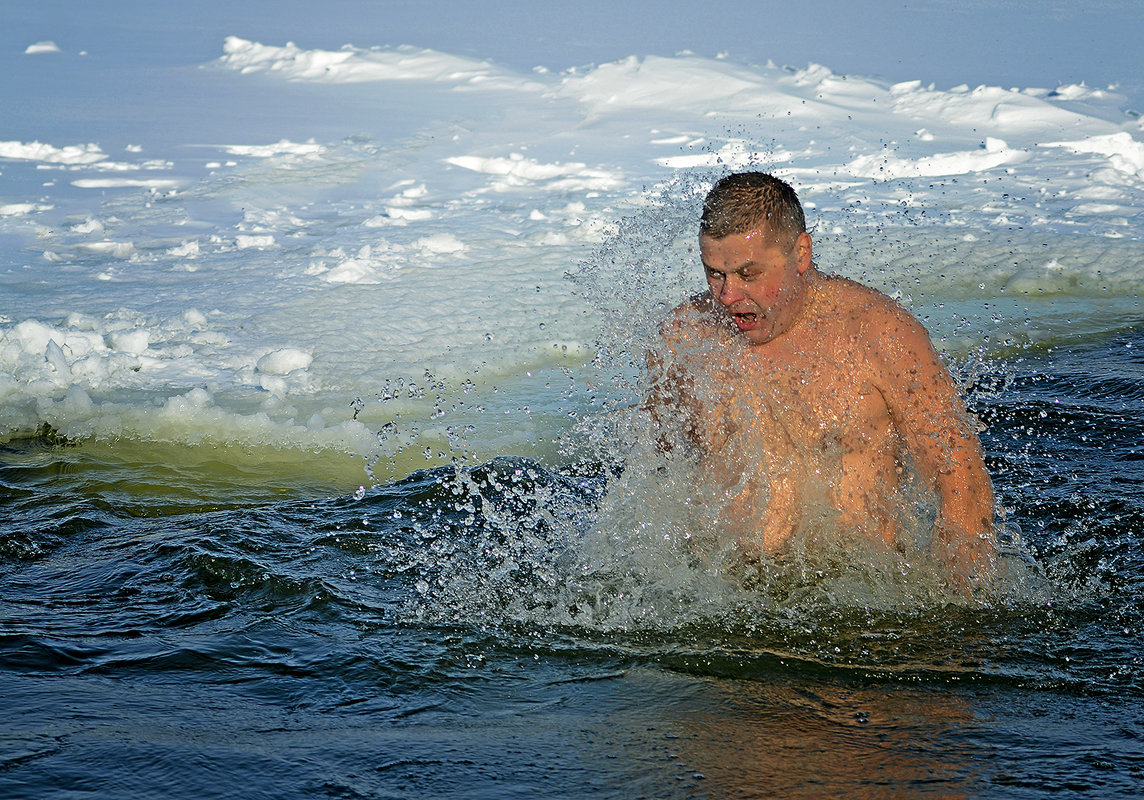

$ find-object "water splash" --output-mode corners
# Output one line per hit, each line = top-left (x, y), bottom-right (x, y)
(351, 170), (1129, 665)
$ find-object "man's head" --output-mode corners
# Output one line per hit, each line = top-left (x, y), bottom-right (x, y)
(698, 173), (814, 346)
(700, 172), (806, 250)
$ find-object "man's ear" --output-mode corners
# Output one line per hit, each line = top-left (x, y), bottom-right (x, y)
(795, 231), (813, 274)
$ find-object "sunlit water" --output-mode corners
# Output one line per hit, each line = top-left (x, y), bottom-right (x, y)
(4, 13), (1144, 799)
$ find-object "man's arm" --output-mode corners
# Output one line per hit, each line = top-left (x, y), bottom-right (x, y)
(873, 302), (996, 580)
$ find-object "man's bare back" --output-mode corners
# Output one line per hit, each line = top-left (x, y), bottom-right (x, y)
(646, 173), (995, 579)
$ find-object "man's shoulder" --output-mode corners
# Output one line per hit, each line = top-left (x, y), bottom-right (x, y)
(816, 275), (938, 379)
(820, 275), (925, 331)
(821, 274), (893, 308)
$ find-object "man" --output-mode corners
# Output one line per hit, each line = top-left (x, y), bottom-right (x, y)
(646, 172), (995, 582)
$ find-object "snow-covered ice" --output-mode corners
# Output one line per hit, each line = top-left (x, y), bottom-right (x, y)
(2, 2), (1141, 473)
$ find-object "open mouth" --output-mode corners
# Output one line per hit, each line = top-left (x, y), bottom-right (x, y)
(731, 312), (759, 330)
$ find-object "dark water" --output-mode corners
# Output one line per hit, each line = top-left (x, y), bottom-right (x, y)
(2, 330), (1143, 799)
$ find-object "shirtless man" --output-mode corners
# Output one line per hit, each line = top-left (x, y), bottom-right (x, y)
(647, 172), (995, 579)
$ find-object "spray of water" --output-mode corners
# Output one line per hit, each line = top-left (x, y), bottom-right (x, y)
(357, 168), (1080, 655)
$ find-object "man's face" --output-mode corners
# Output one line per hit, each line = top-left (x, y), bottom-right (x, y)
(700, 227), (813, 346)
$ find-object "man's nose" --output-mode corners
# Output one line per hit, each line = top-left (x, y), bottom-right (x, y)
(718, 276), (743, 305)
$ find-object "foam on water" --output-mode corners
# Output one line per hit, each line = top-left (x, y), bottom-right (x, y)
(366, 452), (1052, 650)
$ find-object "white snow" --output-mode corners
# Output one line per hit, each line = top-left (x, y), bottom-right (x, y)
(1, 140), (108, 165)
(1040, 132), (1144, 179)
(222, 139), (326, 158)
(257, 348), (313, 374)
(216, 36), (532, 89)
(24, 41), (61, 55)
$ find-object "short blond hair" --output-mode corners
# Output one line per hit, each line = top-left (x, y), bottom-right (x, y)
(700, 172), (806, 247)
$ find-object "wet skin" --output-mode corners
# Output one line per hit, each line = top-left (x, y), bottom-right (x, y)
(649, 226), (995, 577)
